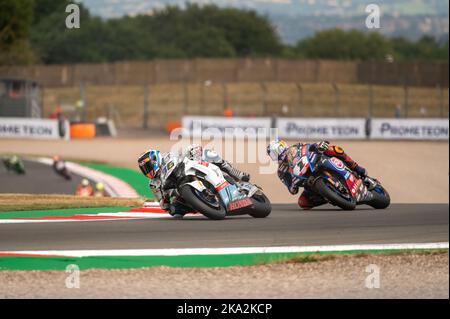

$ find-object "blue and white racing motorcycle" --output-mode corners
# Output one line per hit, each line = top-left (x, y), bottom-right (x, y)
(160, 153), (272, 220)
(292, 145), (390, 211)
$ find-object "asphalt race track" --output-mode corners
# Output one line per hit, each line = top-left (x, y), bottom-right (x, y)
(0, 158), (448, 252)
(0, 204), (447, 251)
(0, 160), (86, 195)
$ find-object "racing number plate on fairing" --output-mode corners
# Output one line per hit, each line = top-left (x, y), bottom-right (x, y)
(161, 160), (175, 180)
(228, 198), (253, 211)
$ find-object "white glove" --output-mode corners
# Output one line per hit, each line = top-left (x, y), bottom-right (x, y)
(316, 141), (330, 153)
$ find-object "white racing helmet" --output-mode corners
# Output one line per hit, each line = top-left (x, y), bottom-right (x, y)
(267, 139), (288, 163)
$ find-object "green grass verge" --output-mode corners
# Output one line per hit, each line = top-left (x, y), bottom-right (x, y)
(0, 249), (447, 271)
(266, 249), (449, 265)
(80, 162), (153, 199)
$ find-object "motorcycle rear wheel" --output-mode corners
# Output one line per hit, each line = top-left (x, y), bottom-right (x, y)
(314, 178), (356, 211)
(179, 185), (227, 220)
(249, 194), (272, 218)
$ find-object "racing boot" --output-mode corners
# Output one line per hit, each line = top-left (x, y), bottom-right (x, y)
(220, 160), (250, 182)
(169, 204), (187, 219)
(203, 149), (250, 182)
(169, 196), (192, 219)
(298, 189), (327, 210)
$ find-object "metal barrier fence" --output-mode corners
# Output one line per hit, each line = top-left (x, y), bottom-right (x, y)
(1, 59), (448, 88)
(42, 82), (449, 130)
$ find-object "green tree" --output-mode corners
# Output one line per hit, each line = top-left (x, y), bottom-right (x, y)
(295, 29), (393, 60)
(21, 3), (450, 64)
(0, 0), (35, 65)
(294, 29), (448, 61)
(390, 35), (448, 61)
(175, 28), (236, 58)
(29, 3), (283, 63)
(30, 0), (98, 63)
(183, 4), (282, 56)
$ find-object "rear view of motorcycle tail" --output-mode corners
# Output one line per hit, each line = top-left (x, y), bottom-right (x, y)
(52, 156), (72, 180)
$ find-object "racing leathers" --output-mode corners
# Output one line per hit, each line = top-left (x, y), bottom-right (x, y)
(277, 141), (367, 209)
(149, 149), (249, 217)
(201, 149), (250, 183)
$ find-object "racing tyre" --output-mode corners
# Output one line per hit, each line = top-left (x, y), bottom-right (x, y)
(314, 178), (356, 211)
(180, 185), (227, 220)
(368, 188), (390, 209)
(62, 170), (72, 180)
(249, 194), (272, 218)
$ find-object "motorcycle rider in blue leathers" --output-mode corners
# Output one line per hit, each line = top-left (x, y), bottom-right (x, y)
(267, 139), (367, 209)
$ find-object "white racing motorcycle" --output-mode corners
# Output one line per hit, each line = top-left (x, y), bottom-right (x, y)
(159, 153), (272, 220)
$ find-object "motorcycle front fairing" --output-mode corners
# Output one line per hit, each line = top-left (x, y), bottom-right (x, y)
(318, 156), (368, 202)
(181, 158), (250, 210)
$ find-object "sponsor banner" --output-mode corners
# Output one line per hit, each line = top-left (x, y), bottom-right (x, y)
(0, 117), (70, 140)
(182, 116), (272, 138)
(277, 118), (367, 140)
(370, 118), (449, 140)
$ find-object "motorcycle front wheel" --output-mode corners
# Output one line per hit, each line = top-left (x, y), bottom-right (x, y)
(368, 186), (391, 209)
(249, 194), (272, 218)
(314, 177), (356, 211)
(179, 185), (227, 220)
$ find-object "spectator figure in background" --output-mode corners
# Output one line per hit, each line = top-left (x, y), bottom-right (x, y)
(420, 106), (428, 117)
(49, 106), (62, 119)
(76, 178), (93, 197)
(52, 156), (71, 180)
(93, 182), (106, 197)
(395, 104), (403, 118)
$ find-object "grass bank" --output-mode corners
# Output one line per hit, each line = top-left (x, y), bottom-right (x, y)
(267, 249), (449, 265)
(0, 194), (143, 212)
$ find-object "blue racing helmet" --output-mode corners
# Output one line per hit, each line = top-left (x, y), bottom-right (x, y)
(138, 149), (161, 179)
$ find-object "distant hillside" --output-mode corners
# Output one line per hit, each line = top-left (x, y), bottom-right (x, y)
(273, 14), (449, 44)
(79, 0), (450, 18)
(79, 0), (449, 43)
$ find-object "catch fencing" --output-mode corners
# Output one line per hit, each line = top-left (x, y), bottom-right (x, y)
(40, 82), (449, 130)
(1, 59), (448, 87)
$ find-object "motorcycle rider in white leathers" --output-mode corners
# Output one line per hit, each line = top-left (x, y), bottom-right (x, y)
(137, 145), (249, 218)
